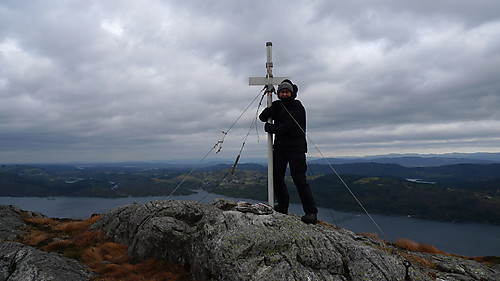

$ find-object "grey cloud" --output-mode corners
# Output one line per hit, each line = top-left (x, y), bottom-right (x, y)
(1, 0), (499, 163)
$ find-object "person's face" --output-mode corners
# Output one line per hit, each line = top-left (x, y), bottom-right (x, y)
(279, 89), (292, 99)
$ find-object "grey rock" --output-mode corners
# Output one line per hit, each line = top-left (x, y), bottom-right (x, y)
(0, 242), (95, 281)
(0, 205), (95, 281)
(417, 253), (500, 281)
(92, 199), (498, 281)
(0, 205), (43, 241)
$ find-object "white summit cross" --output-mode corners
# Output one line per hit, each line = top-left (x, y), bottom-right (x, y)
(249, 42), (290, 206)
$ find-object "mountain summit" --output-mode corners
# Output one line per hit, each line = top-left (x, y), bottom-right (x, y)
(90, 199), (498, 280)
(1, 200), (498, 280)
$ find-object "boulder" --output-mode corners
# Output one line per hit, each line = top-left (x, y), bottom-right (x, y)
(0, 205), (43, 241)
(0, 242), (95, 281)
(91, 199), (499, 281)
(0, 205), (95, 281)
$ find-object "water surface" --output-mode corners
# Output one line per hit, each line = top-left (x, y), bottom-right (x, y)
(1, 192), (498, 257)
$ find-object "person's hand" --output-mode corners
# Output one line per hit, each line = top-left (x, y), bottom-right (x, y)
(264, 123), (276, 133)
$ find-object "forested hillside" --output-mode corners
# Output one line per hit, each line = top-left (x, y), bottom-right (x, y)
(1, 163), (498, 224)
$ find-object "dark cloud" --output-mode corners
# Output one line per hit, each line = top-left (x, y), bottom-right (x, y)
(1, 0), (499, 163)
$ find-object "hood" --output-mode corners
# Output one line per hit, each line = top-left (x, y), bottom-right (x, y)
(277, 79), (298, 100)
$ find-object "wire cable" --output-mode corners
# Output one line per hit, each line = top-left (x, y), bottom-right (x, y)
(279, 103), (388, 239)
(231, 92), (267, 174)
(166, 87), (266, 200)
(216, 87), (266, 153)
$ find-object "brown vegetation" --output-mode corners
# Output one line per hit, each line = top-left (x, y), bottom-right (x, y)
(395, 238), (444, 254)
(358, 232), (381, 241)
(403, 252), (438, 268)
(23, 229), (51, 246)
(24, 216), (59, 226)
(471, 256), (500, 267)
(21, 215), (194, 281)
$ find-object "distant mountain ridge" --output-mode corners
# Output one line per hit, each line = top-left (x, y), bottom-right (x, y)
(153, 152), (500, 167)
(309, 153), (500, 167)
(308, 162), (500, 183)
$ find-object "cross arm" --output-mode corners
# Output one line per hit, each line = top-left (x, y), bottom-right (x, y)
(248, 77), (290, 86)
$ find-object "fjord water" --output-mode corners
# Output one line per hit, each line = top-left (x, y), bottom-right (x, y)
(1, 191), (499, 257)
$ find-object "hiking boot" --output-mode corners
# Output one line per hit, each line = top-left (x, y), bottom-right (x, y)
(301, 213), (318, 224)
(274, 205), (288, 215)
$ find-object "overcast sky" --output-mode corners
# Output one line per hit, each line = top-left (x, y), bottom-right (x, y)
(1, 0), (499, 164)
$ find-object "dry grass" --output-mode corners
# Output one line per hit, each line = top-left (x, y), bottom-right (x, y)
(21, 215), (194, 281)
(43, 239), (74, 251)
(358, 232), (381, 241)
(395, 238), (444, 254)
(53, 220), (91, 232)
(470, 256), (500, 266)
(317, 220), (341, 230)
(23, 217), (59, 228)
(395, 238), (499, 266)
(82, 242), (129, 266)
(23, 230), (51, 246)
(90, 258), (185, 281)
(400, 252), (438, 269)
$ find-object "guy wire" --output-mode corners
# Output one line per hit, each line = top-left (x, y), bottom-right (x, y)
(234, 92), (267, 165)
(166, 87), (266, 200)
(219, 88), (266, 146)
(279, 103), (388, 239)
(198, 90), (267, 202)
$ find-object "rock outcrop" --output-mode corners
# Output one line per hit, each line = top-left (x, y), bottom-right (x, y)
(0, 205), (95, 281)
(91, 199), (500, 281)
(0, 205), (39, 241)
(0, 242), (95, 281)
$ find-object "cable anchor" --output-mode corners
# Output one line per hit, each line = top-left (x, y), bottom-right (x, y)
(403, 260), (412, 280)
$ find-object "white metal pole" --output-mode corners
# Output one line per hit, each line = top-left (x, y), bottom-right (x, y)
(249, 43), (289, 206)
(265, 42), (274, 207)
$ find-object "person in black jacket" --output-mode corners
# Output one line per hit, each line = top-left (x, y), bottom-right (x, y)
(259, 79), (318, 224)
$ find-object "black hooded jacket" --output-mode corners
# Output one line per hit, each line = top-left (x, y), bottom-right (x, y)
(259, 98), (307, 152)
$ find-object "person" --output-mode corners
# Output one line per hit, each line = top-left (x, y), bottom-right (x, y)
(259, 79), (318, 224)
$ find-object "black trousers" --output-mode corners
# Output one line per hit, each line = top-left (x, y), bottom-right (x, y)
(273, 149), (318, 215)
